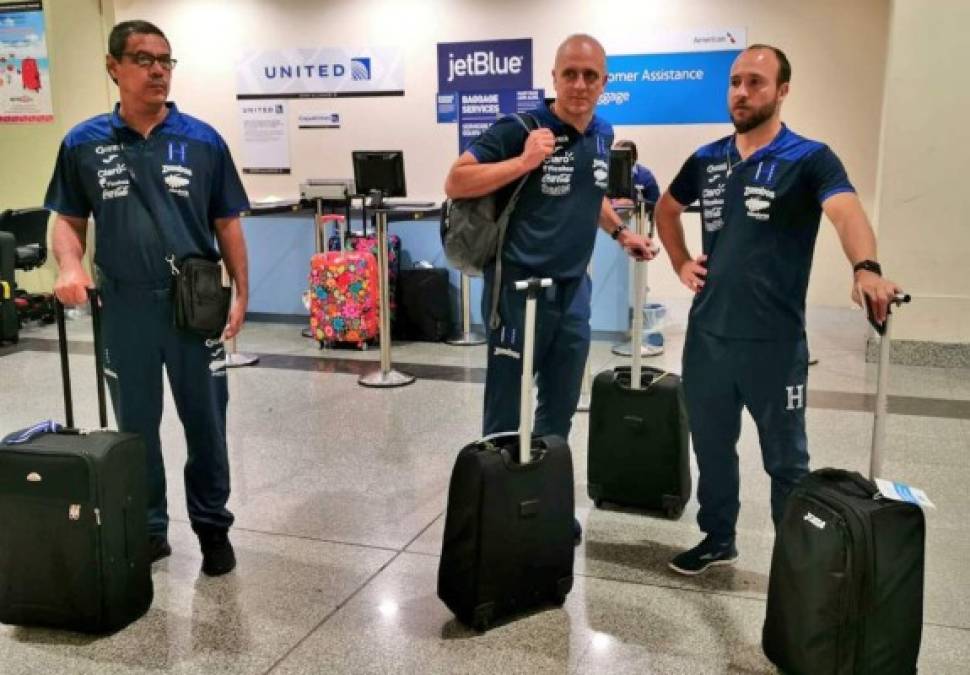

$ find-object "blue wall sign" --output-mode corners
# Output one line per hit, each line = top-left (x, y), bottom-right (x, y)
(597, 50), (741, 125)
(457, 89), (543, 153)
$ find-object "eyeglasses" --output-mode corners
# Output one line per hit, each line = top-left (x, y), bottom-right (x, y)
(122, 52), (177, 70)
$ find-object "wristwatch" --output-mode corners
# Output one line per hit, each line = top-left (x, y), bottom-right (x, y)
(611, 223), (627, 241)
(853, 259), (882, 276)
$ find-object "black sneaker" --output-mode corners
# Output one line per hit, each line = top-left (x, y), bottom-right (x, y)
(148, 534), (172, 563)
(573, 518), (583, 546)
(193, 525), (236, 576)
(668, 536), (738, 576)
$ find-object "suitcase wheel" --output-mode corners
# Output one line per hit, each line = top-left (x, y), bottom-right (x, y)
(472, 605), (494, 633)
(662, 495), (684, 520)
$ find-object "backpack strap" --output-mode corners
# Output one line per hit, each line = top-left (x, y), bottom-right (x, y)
(489, 112), (539, 330)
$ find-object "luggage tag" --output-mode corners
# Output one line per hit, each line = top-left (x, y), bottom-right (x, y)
(1, 419), (63, 444)
(875, 478), (936, 509)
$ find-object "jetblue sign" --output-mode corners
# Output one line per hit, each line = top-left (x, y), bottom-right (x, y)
(437, 38), (532, 93)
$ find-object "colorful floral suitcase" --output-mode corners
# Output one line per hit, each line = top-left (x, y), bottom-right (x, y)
(308, 215), (381, 349)
(328, 233), (401, 322)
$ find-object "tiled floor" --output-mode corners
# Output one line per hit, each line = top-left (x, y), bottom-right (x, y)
(1, 305), (967, 674)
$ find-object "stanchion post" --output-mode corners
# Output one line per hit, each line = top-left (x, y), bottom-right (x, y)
(576, 260), (594, 412)
(446, 272), (487, 346)
(359, 206), (416, 388)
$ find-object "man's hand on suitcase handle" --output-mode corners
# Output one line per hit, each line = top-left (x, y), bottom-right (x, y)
(53, 265), (93, 307)
(854, 268), (904, 327)
(618, 229), (658, 261)
(864, 286), (911, 334)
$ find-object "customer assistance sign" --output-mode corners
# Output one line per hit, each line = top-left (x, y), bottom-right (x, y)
(597, 27), (747, 126)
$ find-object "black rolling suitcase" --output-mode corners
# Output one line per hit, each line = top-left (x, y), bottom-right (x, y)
(0, 291), (153, 633)
(438, 277), (574, 631)
(587, 199), (690, 517)
(763, 294), (925, 674)
(394, 267), (452, 341)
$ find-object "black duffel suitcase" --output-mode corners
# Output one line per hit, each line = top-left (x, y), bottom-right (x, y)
(763, 294), (925, 674)
(438, 277), (574, 632)
(587, 199), (690, 518)
(0, 291), (153, 633)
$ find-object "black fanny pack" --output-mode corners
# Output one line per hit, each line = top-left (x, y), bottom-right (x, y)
(171, 256), (231, 339)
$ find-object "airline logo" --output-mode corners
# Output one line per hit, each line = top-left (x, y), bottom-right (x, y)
(438, 38), (532, 92)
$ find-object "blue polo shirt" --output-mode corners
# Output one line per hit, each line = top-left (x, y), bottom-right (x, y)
(467, 99), (613, 279)
(633, 164), (660, 204)
(45, 102), (249, 285)
(669, 124), (854, 340)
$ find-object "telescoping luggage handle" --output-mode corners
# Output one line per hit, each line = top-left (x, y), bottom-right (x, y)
(868, 291), (911, 480)
(628, 191), (656, 389)
(514, 277), (553, 465)
(55, 288), (108, 430)
(318, 214), (347, 253)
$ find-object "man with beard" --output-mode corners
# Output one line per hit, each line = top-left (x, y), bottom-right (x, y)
(656, 44), (900, 575)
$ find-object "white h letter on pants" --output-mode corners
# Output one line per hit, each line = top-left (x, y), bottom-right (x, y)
(786, 384), (805, 410)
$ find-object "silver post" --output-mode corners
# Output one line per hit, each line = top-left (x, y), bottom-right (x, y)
(576, 260), (594, 412)
(222, 261), (259, 367)
(446, 272), (486, 346)
(462, 273), (471, 335)
(377, 210), (391, 375)
(314, 198), (324, 253)
(303, 199), (326, 339)
(359, 207), (415, 388)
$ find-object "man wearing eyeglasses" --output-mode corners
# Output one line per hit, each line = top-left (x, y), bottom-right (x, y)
(45, 20), (250, 577)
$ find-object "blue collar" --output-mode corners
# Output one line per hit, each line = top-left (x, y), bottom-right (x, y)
(728, 123), (792, 163)
(536, 98), (607, 137)
(110, 101), (179, 136)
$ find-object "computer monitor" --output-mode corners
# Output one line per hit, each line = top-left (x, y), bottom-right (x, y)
(607, 148), (634, 199)
(351, 151), (406, 198)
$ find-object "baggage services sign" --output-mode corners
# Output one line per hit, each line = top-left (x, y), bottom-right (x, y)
(236, 47), (404, 99)
(458, 89), (542, 153)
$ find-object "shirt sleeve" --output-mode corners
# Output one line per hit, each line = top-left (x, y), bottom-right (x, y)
(805, 145), (855, 205)
(208, 139), (250, 220)
(466, 115), (529, 164)
(667, 153), (700, 207)
(43, 141), (92, 219)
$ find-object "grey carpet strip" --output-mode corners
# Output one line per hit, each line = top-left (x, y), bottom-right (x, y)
(4, 338), (968, 419)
